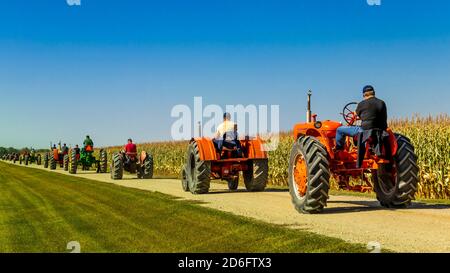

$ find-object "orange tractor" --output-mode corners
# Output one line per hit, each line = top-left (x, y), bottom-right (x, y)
(289, 92), (419, 214)
(182, 133), (269, 194)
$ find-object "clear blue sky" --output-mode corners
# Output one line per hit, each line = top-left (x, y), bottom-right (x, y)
(1, 0), (449, 148)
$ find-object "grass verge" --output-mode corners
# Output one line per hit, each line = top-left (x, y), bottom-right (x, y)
(0, 161), (368, 253)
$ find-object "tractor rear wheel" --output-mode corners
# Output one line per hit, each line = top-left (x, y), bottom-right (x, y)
(227, 177), (239, 191)
(63, 154), (69, 171)
(43, 153), (49, 168)
(243, 159), (269, 192)
(186, 141), (211, 194)
(111, 153), (124, 180)
(140, 152), (153, 179)
(288, 135), (330, 214)
(373, 134), (419, 208)
(99, 149), (108, 173)
(69, 150), (77, 174)
(50, 153), (57, 170)
(181, 167), (189, 192)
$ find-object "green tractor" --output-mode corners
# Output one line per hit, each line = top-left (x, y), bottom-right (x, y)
(68, 145), (108, 174)
(24, 149), (42, 166)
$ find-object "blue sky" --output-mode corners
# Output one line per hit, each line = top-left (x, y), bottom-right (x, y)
(1, 0), (449, 148)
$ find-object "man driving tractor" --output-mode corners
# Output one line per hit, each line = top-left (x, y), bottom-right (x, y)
(83, 135), (94, 152)
(61, 143), (69, 155)
(124, 138), (137, 165)
(213, 112), (241, 152)
(335, 85), (388, 151)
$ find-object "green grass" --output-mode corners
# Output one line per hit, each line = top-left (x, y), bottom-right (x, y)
(0, 161), (368, 253)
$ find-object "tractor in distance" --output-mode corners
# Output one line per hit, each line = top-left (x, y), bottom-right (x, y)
(43, 142), (68, 170)
(68, 144), (107, 174)
(288, 91), (419, 214)
(110, 150), (154, 180)
(23, 148), (42, 166)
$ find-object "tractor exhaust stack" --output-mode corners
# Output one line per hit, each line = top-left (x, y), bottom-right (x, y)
(306, 90), (312, 123)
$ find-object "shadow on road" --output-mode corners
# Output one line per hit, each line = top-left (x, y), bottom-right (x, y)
(323, 200), (450, 214)
(207, 188), (289, 195)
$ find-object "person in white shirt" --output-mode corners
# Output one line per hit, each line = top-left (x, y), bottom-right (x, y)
(213, 112), (239, 152)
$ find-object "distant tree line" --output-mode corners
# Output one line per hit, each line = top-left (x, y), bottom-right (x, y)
(0, 147), (49, 157)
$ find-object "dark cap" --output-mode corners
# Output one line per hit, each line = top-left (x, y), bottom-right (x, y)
(363, 85), (375, 94)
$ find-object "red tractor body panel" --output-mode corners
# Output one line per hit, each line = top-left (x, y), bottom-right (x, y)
(191, 137), (268, 181)
(192, 137), (267, 162)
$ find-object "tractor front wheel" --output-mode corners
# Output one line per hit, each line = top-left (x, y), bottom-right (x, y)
(111, 153), (124, 180)
(186, 141), (211, 194)
(288, 135), (330, 214)
(227, 177), (239, 191)
(43, 153), (49, 168)
(181, 167), (189, 192)
(243, 159), (269, 192)
(373, 134), (419, 208)
(139, 152), (153, 179)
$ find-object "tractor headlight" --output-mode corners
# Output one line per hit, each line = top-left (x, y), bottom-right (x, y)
(314, 121), (322, 129)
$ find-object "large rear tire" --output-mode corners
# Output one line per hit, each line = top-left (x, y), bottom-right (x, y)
(69, 150), (77, 174)
(50, 153), (57, 170)
(243, 159), (269, 192)
(140, 152), (153, 179)
(99, 149), (108, 173)
(288, 135), (331, 214)
(111, 153), (124, 180)
(186, 141), (211, 194)
(43, 153), (49, 168)
(63, 154), (69, 171)
(373, 134), (419, 208)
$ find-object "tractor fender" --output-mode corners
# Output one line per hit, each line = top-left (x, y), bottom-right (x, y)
(139, 151), (147, 163)
(191, 137), (268, 161)
(191, 138), (218, 161)
(245, 138), (268, 159)
(386, 129), (398, 156)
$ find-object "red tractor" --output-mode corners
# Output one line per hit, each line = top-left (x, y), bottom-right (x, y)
(110, 150), (153, 180)
(182, 134), (269, 194)
(288, 92), (419, 214)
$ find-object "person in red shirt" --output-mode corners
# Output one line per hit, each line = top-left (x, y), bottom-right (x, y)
(124, 138), (137, 157)
(125, 138), (137, 154)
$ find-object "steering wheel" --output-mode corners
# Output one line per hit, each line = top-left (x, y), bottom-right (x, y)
(342, 102), (359, 126)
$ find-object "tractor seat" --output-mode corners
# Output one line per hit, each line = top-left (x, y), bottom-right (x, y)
(356, 129), (391, 168)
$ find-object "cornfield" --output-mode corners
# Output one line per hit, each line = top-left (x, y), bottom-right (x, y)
(104, 115), (450, 200)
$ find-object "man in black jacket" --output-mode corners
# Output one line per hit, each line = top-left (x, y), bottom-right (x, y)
(335, 85), (388, 150)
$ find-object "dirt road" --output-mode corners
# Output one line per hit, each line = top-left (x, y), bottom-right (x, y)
(5, 161), (450, 253)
